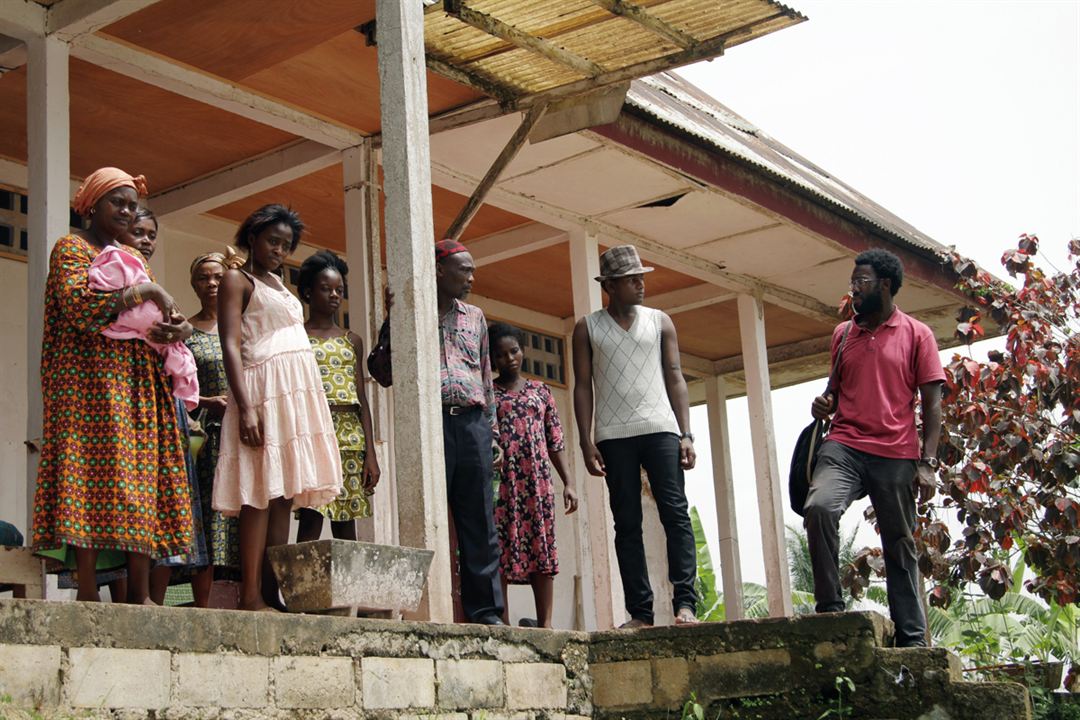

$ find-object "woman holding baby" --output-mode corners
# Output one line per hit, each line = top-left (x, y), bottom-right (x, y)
(31, 167), (194, 604)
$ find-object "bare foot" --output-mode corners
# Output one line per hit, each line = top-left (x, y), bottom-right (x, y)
(142, 598), (159, 607)
(239, 599), (281, 613)
(675, 607), (700, 625)
(618, 618), (653, 629)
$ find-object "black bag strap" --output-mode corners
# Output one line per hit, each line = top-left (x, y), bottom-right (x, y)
(824, 320), (854, 397)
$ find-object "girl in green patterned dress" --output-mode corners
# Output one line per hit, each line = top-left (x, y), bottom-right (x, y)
(294, 250), (381, 541)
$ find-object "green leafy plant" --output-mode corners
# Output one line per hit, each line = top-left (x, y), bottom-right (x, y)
(681, 691), (706, 720)
(817, 670), (855, 720)
(680, 690), (724, 720)
(692, 507), (815, 620)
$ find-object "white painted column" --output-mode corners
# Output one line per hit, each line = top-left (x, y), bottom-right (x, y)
(567, 226), (620, 629)
(342, 141), (396, 546)
(704, 375), (744, 620)
(25, 35), (70, 534)
(375, 0), (451, 622)
(737, 293), (793, 617)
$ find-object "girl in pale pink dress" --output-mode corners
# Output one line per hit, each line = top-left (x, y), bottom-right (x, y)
(212, 204), (342, 611)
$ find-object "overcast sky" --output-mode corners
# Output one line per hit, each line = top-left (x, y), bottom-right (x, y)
(674, 0), (1079, 589)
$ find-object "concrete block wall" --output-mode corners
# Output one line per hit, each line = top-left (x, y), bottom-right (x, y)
(0, 601), (1033, 720)
(0, 600), (591, 719)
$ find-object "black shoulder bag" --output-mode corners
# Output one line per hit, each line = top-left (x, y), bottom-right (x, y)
(788, 320), (853, 517)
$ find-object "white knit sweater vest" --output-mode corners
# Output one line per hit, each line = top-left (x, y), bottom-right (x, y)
(586, 306), (679, 442)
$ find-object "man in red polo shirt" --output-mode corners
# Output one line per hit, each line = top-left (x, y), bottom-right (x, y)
(805, 248), (944, 647)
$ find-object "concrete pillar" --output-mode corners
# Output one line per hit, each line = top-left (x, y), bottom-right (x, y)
(736, 293), (793, 617)
(566, 226), (620, 629)
(342, 142), (396, 546)
(375, 0), (451, 622)
(25, 35), (70, 534)
(704, 375), (744, 620)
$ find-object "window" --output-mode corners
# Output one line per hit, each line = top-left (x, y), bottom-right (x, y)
(495, 323), (566, 386)
(0, 186), (83, 262)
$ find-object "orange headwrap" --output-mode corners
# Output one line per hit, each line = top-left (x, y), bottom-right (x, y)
(72, 167), (148, 216)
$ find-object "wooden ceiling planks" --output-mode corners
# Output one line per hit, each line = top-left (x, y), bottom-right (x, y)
(207, 166), (532, 255)
(675, 301), (837, 361)
(471, 241), (573, 319)
(0, 60), (298, 189)
(102, 0), (378, 81)
(240, 30), (484, 134)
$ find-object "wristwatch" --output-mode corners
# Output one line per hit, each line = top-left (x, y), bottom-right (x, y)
(919, 457), (940, 470)
(680, 432), (695, 443)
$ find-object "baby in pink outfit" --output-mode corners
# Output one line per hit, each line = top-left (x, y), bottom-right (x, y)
(88, 244), (200, 410)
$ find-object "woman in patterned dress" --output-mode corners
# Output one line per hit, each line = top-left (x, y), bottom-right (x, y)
(183, 250), (242, 606)
(294, 250), (381, 542)
(32, 167), (194, 604)
(488, 322), (578, 628)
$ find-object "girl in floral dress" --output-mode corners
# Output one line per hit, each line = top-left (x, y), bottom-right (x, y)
(293, 250), (381, 542)
(489, 322), (578, 627)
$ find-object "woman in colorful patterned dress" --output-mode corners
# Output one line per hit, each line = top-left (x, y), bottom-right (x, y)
(183, 250), (242, 606)
(488, 322), (577, 628)
(294, 250), (381, 542)
(212, 205), (342, 612)
(32, 167), (194, 604)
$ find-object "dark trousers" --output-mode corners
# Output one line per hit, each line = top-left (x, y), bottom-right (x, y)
(598, 432), (697, 624)
(804, 440), (926, 647)
(442, 406), (504, 621)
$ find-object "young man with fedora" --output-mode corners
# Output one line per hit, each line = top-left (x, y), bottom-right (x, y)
(572, 244), (699, 628)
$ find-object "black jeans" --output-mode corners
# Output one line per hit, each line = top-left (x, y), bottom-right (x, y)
(597, 432), (697, 624)
(442, 406), (504, 621)
(804, 440), (926, 647)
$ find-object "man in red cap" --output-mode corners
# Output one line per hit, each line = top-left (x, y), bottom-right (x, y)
(434, 239), (505, 625)
(572, 244), (699, 628)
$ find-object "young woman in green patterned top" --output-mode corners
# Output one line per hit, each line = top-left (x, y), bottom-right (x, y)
(294, 250), (381, 542)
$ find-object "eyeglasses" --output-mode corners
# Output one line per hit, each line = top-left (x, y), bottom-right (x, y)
(849, 278), (877, 289)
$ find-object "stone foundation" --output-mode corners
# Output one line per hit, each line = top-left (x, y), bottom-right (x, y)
(589, 612), (1032, 720)
(0, 601), (1030, 719)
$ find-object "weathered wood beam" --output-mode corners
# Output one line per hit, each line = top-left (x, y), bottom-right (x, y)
(425, 55), (514, 102)
(70, 34), (366, 150)
(430, 161), (840, 327)
(468, 293), (565, 336)
(713, 335), (832, 376)
(651, 283), (736, 315)
(679, 352), (714, 379)
(48, 0), (160, 42)
(150, 140), (340, 219)
(466, 223), (566, 267)
(0, 1), (46, 42)
(590, 0), (697, 50)
(444, 103), (547, 242)
(444, 0), (605, 78)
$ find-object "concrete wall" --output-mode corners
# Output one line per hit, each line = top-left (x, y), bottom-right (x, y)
(0, 599), (592, 719)
(0, 256), (28, 534)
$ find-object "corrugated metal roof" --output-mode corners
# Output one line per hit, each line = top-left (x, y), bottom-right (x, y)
(424, 0), (805, 100)
(626, 72), (945, 255)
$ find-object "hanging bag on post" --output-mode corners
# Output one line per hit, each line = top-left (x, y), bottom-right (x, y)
(789, 321), (852, 516)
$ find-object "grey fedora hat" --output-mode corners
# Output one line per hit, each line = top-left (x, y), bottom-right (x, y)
(595, 245), (654, 281)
